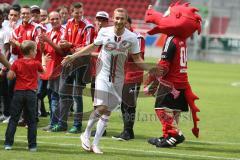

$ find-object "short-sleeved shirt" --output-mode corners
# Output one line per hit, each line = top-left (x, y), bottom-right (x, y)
(94, 26), (140, 83)
(0, 26), (10, 68)
(11, 58), (43, 91)
(124, 32), (145, 84)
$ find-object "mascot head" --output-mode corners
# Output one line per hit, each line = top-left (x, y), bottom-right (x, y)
(145, 1), (202, 39)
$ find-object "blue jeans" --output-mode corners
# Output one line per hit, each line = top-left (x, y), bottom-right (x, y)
(58, 95), (83, 129)
(37, 79), (51, 116)
(58, 67), (85, 129)
(50, 91), (59, 127)
(5, 90), (37, 148)
(73, 95), (83, 128)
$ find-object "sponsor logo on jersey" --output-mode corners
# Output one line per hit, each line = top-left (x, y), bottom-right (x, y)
(104, 42), (117, 51)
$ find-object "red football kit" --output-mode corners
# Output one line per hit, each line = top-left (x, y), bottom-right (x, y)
(158, 36), (189, 89)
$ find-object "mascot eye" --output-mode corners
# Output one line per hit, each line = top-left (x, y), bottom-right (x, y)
(163, 7), (171, 17)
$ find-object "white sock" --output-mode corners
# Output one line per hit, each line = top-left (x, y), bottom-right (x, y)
(92, 115), (109, 146)
(84, 110), (101, 138)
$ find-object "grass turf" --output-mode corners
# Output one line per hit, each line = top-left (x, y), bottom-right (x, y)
(0, 59), (240, 160)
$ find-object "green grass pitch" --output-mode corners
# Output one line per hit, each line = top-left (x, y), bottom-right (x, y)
(0, 59), (240, 160)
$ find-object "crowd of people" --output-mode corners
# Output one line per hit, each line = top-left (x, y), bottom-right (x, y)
(0, 2), (151, 154)
(0, 1), (201, 154)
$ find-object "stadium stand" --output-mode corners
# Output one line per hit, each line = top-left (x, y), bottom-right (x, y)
(48, 0), (155, 20)
(0, 0), (13, 3)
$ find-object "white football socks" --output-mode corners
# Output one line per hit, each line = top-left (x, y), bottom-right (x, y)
(84, 110), (101, 138)
(92, 115), (109, 146)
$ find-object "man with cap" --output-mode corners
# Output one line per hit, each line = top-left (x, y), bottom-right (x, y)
(30, 5), (41, 24)
(90, 11), (109, 101)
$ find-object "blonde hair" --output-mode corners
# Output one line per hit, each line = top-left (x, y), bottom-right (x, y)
(114, 8), (128, 19)
(20, 40), (36, 55)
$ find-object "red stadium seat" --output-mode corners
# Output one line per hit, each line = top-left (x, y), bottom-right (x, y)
(1, 0), (13, 4)
(49, 0), (152, 20)
(210, 16), (229, 35)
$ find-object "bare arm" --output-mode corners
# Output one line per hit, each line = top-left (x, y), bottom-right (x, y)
(61, 43), (98, 66)
(7, 70), (15, 80)
(0, 54), (11, 69)
(4, 43), (10, 60)
(40, 33), (64, 55)
(131, 53), (163, 76)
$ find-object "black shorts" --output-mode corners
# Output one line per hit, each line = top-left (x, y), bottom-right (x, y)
(155, 89), (188, 112)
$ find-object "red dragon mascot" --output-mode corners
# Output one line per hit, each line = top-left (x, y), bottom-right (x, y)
(144, 1), (202, 148)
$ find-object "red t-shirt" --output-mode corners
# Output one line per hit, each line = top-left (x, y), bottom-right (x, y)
(40, 26), (65, 80)
(158, 36), (188, 89)
(124, 32), (145, 84)
(11, 58), (43, 91)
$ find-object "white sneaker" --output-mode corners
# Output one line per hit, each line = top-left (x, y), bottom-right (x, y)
(0, 115), (6, 122)
(4, 145), (12, 150)
(80, 134), (91, 151)
(3, 116), (10, 123)
(92, 145), (103, 154)
(29, 147), (37, 152)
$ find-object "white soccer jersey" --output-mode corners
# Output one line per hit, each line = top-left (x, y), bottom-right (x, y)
(0, 27), (10, 68)
(94, 26), (140, 83)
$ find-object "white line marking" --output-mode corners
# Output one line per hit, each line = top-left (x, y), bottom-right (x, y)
(231, 82), (240, 87)
(14, 135), (240, 146)
(2, 138), (239, 160)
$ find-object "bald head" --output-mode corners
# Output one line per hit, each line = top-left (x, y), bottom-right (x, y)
(49, 11), (61, 29)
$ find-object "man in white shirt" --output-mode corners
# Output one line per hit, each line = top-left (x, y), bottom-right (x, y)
(0, 9), (11, 123)
(62, 8), (162, 154)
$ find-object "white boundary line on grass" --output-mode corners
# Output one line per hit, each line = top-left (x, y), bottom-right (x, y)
(231, 82), (240, 87)
(3, 138), (240, 160)
(15, 135), (240, 146)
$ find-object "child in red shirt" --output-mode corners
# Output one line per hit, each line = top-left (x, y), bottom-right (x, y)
(4, 40), (46, 151)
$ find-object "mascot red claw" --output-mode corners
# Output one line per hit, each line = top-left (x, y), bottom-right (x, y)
(144, 1), (202, 148)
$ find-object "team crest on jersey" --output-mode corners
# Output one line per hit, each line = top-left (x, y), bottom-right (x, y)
(68, 29), (71, 35)
(53, 39), (57, 43)
(27, 30), (31, 37)
(119, 40), (132, 49)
